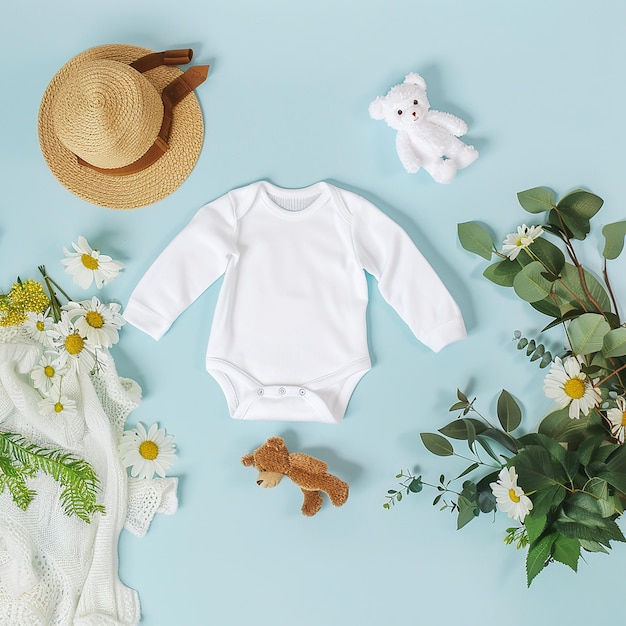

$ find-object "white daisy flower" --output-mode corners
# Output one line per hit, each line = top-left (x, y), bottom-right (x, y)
(490, 466), (533, 523)
(31, 353), (68, 395)
(64, 297), (125, 348)
(38, 394), (78, 421)
(119, 422), (177, 479)
(502, 224), (544, 260)
(543, 355), (601, 419)
(61, 235), (124, 289)
(607, 396), (626, 444)
(53, 311), (97, 373)
(22, 311), (58, 347)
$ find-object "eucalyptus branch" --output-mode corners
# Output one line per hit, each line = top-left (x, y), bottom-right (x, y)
(603, 258), (621, 325)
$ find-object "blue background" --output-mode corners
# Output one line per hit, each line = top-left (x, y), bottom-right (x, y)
(2, 1), (625, 624)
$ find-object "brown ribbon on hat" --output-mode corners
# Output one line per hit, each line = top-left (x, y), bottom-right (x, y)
(77, 49), (209, 176)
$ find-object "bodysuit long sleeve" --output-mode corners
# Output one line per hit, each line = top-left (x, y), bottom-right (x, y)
(124, 181), (466, 423)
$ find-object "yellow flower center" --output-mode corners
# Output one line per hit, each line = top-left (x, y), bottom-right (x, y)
(621, 411), (626, 427)
(81, 254), (99, 270)
(563, 377), (586, 399)
(515, 237), (524, 247)
(44, 365), (55, 378)
(54, 402), (64, 413)
(508, 488), (521, 503)
(65, 333), (84, 355)
(85, 311), (104, 329)
(36, 320), (45, 331)
(139, 440), (159, 460)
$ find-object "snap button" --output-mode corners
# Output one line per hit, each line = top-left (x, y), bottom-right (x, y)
(257, 389), (264, 396)
(278, 387), (286, 395)
(299, 389), (306, 396)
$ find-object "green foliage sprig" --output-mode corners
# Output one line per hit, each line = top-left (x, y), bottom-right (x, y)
(0, 432), (105, 522)
(386, 186), (626, 586)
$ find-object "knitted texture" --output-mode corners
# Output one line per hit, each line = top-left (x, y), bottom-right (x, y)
(0, 335), (175, 624)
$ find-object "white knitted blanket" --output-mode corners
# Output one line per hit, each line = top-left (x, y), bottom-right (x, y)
(0, 330), (177, 624)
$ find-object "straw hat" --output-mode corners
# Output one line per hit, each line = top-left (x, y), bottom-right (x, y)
(38, 44), (209, 209)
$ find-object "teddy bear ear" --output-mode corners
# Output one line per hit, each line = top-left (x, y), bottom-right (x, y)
(266, 436), (286, 450)
(368, 96), (387, 120)
(241, 454), (254, 466)
(404, 72), (426, 90)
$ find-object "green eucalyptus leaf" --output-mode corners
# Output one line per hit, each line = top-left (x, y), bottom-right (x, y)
(420, 433), (454, 457)
(456, 462), (480, 480)
(475, 436), (501, 463)
(557, 190), (604, 220)
(477, 489), (496, 513)
(513, 261), (554, 303)
(517, 187), (555, 213)
(519, 237), (565, 277)
(408, 477), (423, 493)
(552, 535), (580, 572)
(602, 221), (626, 260)
(497, 390), (522, 432)
(602, 327), (626, 358)
(549, 208), (590, 241)
(456, 495), (480, 529)
(481, 428), (519, 454)
(526, 533), (556, 586)
(457, 222), (494, 260)
(553, 263), (611, 317)
(439, 418), (487, 440)
(531, 297), (562, 319)
(568, 313), (611, 356)
(482, 259), (520, 287)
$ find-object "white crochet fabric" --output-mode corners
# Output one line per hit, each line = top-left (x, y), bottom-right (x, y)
(0, 331), (177, 624)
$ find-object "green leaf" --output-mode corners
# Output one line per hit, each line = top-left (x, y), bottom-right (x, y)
(513, 261), (554, 303)
(526, 533), (556, 586)
(496, 389), (522, 432)
(529, 483), (566, 518)
(602, 327), (626, 358)
(600, 445), (626, 494)
(457, 222), (494, 260)
(475, 436), (501, 463)
(517, 187), (555, 213)
(439, 418), (487, 440)
(456, 495), (480, 529)
(456, 462), (480, 480)
(552, 263), (611, 313)
(552, 535), (580, 572)
(524, 512), (547, 544)
(481, 428), (519, 454)
(602, 221), (626, 260)
(408, 478), (423, 493)
(557, 190), (604, 220)
(482, 259), (520, 287)
(513, 445), (567, 492)
(518, 237), (565, 277)
(538, 406), (605, 447)
(549, 208), (590, 241)
(420, 433), (454, 457)
(568, 313), (611, 356)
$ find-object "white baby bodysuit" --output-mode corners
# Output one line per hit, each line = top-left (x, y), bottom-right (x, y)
(123, 181), (466, 423)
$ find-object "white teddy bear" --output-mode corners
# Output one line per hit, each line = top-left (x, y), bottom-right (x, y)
(369, 73), (478, 183)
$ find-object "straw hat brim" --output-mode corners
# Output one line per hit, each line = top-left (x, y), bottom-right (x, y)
(38, 44), (204, 210)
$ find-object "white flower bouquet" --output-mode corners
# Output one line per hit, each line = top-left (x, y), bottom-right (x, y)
(385, 187), (626, 585)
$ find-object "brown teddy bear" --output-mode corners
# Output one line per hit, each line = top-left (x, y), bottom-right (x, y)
(241, 436), (349, 516)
